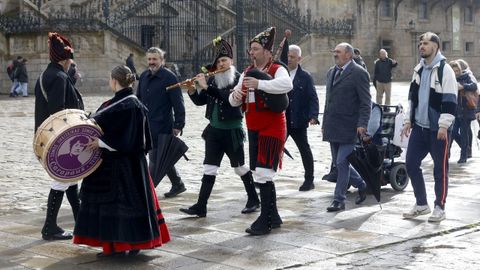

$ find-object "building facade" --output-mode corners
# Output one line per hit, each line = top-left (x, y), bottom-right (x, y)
(1, 0), (479, 94)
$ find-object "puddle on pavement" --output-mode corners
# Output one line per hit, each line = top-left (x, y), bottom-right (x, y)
(412, 244), (466, 253)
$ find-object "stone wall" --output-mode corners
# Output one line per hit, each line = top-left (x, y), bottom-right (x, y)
(0, 30), (147, 95)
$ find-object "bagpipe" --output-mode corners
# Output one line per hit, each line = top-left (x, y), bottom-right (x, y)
(245, 29), (291, 113)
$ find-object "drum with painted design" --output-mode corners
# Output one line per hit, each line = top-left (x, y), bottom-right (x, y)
(33, 109), (103, 182)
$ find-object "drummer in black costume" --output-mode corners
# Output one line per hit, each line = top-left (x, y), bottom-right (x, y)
(179, 37), (260, 217)
(34, 32), (83, 241)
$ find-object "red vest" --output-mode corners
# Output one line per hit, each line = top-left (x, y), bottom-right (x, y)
(242, 62), (282, 112)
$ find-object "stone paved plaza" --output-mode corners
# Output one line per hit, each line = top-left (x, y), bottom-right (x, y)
(0, 83), (480, 269)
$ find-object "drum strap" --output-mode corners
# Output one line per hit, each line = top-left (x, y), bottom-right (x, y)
(39, 71), (48, 102)
(90, 94), (138, 118)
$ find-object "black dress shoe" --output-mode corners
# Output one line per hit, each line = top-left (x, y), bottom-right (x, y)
(326, 201), (345, 212)
(322, 172), (337, 183)
(164, 184), (186, 198)
(457, 158), (467, 164)
(299, 181), (315, 191)
(355, 188), (367, 205)
(179, 204), (206, 217)
(42, 231), (73, 241)
(241, 204), (259, 214)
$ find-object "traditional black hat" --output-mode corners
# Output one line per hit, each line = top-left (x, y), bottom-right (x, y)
(211, 36), (233, 70)
(250, 27), (276, 51)
(48, 32), (74, 62)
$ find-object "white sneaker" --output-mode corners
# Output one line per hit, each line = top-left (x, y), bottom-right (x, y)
(428, 206), (446, 222)
(403, 204), (431, 219)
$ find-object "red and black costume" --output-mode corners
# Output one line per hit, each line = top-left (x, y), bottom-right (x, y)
(229, 27), (293, 235)
(73, 88), (170, 255)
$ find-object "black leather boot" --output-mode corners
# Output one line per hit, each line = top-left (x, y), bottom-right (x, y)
(246, 182), (273, 235)
(270, 182), (283, 229)
(65, 184), (80, 221)
(41, 189), (73, 241)
(240, 171), (260, 214)
(165, 167), (186, 198)
(179, 175), (215, 217)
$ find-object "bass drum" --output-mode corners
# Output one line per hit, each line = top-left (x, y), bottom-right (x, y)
(33, 109), (103, 182)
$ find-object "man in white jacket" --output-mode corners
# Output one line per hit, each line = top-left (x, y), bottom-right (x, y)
(229, 27), (292, 235)
(401, 32), (457, 222)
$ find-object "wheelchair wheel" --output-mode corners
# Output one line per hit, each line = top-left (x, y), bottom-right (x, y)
(389, 162), (409, 191)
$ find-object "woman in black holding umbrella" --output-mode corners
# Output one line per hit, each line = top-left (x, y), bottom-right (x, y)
(73, 65), (170, 257)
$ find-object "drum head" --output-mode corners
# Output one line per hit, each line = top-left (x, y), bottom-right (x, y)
(45, 125), (102, 182)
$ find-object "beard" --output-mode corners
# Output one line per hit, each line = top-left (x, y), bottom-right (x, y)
(214, 65), (236, 89)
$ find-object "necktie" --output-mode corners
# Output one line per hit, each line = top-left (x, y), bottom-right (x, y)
(334, 67), (343, 83)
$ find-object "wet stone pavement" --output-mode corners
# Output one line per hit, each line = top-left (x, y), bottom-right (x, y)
(0, 82), (480, 269)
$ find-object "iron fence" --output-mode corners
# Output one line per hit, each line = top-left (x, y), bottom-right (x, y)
(0, 0), (354, 79)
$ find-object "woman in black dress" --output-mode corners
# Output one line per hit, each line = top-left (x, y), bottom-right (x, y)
(73, 65), (170, 257)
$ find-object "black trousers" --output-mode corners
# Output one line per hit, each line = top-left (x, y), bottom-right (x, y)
(287, 127), (314, 181)
(203, 125), (245, 167)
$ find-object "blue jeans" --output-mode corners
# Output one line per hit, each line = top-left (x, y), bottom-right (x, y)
(330, 142), (366, 203)
(406, 125), (450, 209)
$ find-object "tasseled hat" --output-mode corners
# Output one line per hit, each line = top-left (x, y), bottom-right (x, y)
(211, 36), (233, 70)
(48, 32), (74, 62)
(250, 27), (276, 51)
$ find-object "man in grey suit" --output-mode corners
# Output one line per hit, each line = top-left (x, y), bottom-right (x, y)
(322, 42), (371, 212)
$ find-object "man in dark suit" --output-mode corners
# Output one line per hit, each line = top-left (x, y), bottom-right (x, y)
(286, 44), (319, 191)
(322, 42), (371, 212)
(137, 47), (186, 198)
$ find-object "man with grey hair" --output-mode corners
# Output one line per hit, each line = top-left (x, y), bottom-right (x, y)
(322, 42), (371, 212)
(373, 48), (398, 105)
(401, 32), (457, 222)
(286, 44), (319, 191)
(137, 47), (186, 198)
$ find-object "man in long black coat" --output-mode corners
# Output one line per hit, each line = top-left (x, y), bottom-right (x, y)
(34, 32), (83, 240)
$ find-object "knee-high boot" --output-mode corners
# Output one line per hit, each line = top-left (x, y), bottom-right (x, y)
(240, 171), (260, 214)
(246, 182), (273, 235)
(179, 175), (215, 217)
(65, 184), (80, 221)
(270, 182), (282, 229)
(41, 189), (73, 240)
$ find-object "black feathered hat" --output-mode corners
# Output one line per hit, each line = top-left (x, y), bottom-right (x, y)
(250, 27), (276, 51)
(210, 36), (233, 71)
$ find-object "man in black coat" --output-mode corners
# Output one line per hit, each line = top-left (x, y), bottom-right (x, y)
(179, 37), (259, 217)
(286, 45), (319, 191)
(373, 49), (398, 105)
(322, 42), (371, 212)
(34, 32), (83, 240)
(137, 47), (186, 198)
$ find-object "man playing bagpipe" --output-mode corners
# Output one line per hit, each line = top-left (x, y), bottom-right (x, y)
(229, 27), (293, 235)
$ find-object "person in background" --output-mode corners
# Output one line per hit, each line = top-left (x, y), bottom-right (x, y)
(286, 44), (319, 191)
(373, 49), (398, 105)
(16, 58), (29, 97)
(353, 48), (367, 70)
(449, 60), (477, 164)
(126, 53), (138, 79)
